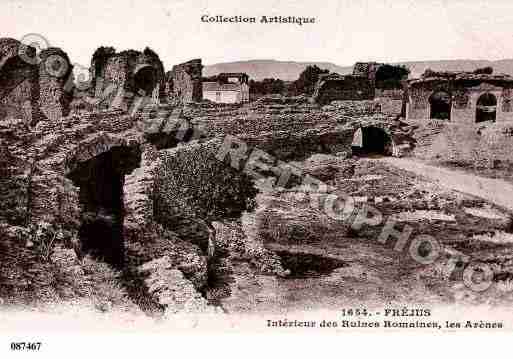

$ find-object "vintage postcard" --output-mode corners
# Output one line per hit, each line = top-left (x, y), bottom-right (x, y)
(1, 0), (513, 356)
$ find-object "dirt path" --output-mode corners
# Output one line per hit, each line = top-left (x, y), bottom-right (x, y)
(381, 157), (513, 212)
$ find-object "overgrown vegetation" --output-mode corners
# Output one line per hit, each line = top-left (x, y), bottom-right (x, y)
(474, 66), (494, 75)
(249, 78), (286, 97)
(290, 65), (330, 95)
(153, 139), (259, 255)
(375, 64), (410, 89)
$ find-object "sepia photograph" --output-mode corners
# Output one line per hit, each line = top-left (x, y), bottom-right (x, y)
(1, 0), (513, 356)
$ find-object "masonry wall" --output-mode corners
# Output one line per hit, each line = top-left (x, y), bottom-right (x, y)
(495, 87), (513, 122)
(169, 59), (202, 103)
(0, 70), (39, 123)
(406, 81), (447, 121)
(1, 41), (75, 124)
(375, 97), (403, 116)
(91, 48), (165, 110)
(102, 55), (129, 109)
(412, 120), (513, 169)
(38, 48), (73, 121)
(315, 77), (374, 105)
(0, 39), (40, 123)
(406, 81), (513, 123)
(450, 87), (474, 124)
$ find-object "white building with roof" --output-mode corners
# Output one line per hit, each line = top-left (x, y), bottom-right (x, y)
(202, 73), (249, 104)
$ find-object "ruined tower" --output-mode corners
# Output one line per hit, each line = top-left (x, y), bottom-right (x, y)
(38, 47), (73, 121)
(90, 47), (165, 110)
(0, 39), (74, 124)
(0, 38), (39, 124)
(166, 59), (203, 103)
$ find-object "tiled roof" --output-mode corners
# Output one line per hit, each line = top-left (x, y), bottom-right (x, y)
(202, 82), (241, 92)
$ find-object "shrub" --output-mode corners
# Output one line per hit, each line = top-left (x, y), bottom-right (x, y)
(153, 139), (258, 255)
(474, 66), (493, 75)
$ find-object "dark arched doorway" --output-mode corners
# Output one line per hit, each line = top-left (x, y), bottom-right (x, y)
(352, 126), (393, 156)
(429, 91), (451, 120)
(67, 145), (141, 268)
(134, 66), (156, 96)
(476, 93), (497, 123)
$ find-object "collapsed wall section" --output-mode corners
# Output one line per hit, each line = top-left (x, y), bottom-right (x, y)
(0, 38), (40, 124)
(90, 47), (165, 110)
(312, 74), (375, 105)
(166, 59), (203, 103)
(0, 39), (75, 124)
(38, 48), (73, 121)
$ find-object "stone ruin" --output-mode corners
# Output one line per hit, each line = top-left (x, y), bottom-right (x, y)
(39, 48), (74, 121)
(0, 38), (73, 124)
(0, 39), (420, 311)
(89, 46), (165, 110)
(311, 62), (387, 105)
(405, 71), (513, 123)
(312, 72), (375, 105)
(165, 59), (203, 103)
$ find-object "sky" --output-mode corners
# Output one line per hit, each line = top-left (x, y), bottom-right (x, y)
(2, 0), (513, 71)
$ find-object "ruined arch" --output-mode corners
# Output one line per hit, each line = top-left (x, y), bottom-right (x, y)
(134, 64), (157, 96)
(476, 92), (497, 123)
(351, 126), (393, 156)
(65, 138), (141, 268)
(429, 90), (451, 120)
(0, 53), (39, 123)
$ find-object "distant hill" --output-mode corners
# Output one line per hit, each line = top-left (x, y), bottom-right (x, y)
(203, 59), (513, 81)
(203, 60), (351, 81)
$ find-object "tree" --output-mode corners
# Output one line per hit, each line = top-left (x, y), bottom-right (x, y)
(375, 64), (410, 89)
(293, 65), (330, 95)
(422, 68), (438, 78)
(249, 78), (286, 96)
(474, 66), (493, 75)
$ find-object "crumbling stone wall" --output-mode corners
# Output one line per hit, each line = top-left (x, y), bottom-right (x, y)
(167, 59), (203, 103)
(312, 74), (374, 105)
(0, 111), (150, 304)
(1, 38), (76, 124)
(0, 38), (40, 124)
(0, 119), (35, 226)
(38, 48), (73, 121)
(184, 97), (408, 160)
(91, 48), (165, 110)
(406, 79), (451, 120)
(406, 75), (513, 123)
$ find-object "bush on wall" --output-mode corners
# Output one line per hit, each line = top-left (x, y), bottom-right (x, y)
(153, 139), (258, 256)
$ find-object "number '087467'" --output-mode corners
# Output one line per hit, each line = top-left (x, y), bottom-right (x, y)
(10, 342), (42, 351)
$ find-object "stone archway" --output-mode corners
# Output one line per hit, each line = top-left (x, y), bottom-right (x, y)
(429, 91), (451, 120)
(352, 126), (393, 156)
(476, 92), (497, 123)
(134, 65), (156, 96)
(65, 139), (141, 268)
